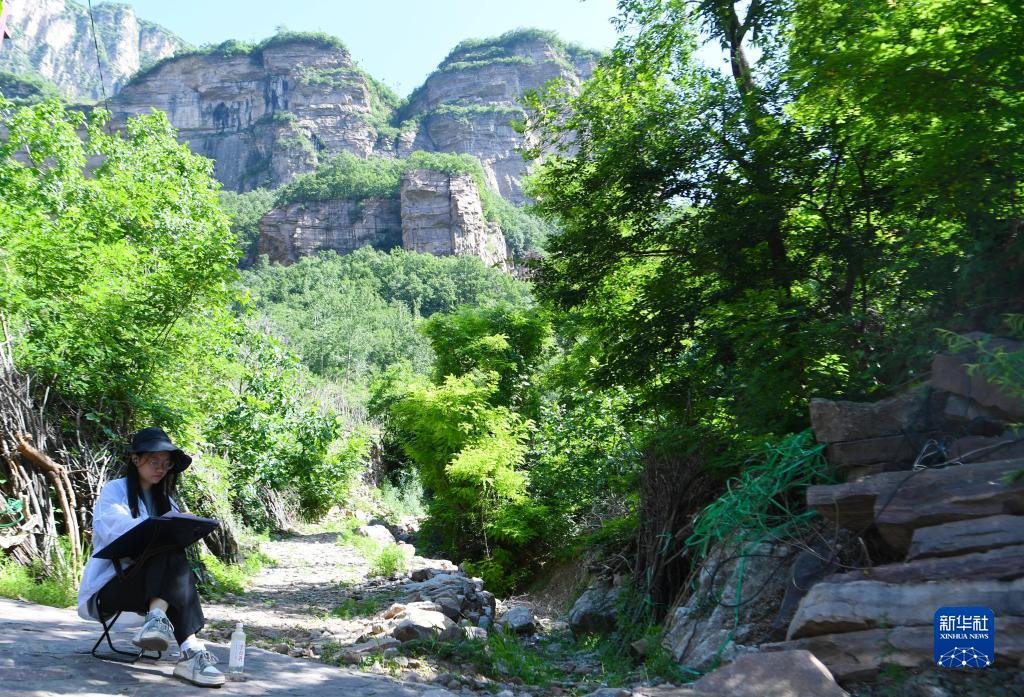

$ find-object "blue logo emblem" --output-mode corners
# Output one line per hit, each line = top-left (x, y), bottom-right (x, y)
(934, 607), (994, 669)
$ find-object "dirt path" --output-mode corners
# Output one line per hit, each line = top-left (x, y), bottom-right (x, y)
(194, 524), (589, 695)
(200, 528), (397, 657)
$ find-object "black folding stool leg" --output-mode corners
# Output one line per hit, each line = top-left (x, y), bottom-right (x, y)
(91, 604), (162, 663)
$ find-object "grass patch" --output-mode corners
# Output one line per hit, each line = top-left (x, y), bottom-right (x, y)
(334, 516), (409, 578)
(376, 470), (426, 520)
(400, 631), (562, 687)
(334, 517), (383, 557)
(0, 556), (77, 608)
(330, 594), (389, 619)
(395, 624), (695, 690)
(368, 544), (407, 577)
(197, 548), (274, 600)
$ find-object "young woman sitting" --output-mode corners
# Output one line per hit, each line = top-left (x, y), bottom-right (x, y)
(77, 427), (224, 687)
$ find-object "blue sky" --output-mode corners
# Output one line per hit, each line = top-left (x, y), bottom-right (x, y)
(115, 0), (624, 96)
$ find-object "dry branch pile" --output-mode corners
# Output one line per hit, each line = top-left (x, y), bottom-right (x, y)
(0, 319), (117, 571)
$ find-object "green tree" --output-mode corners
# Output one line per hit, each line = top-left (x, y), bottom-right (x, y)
(0, 99), (239, 425)
(0, 98), (353, 536)
(372, 304), (551, 592)
(385, 370), (542, 593)
(786, 0), (1024, 321)
(523, 0), (1001, 444)
(423, 304), (551, 413)
(219, 187), (275, 264)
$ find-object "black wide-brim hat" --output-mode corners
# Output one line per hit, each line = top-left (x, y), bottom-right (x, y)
(129, 427), (192, 473)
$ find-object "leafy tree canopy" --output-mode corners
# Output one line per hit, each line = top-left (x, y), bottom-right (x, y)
(523, 0), (1021, 443)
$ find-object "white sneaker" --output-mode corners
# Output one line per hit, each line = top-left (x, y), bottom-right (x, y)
(174, 649), (226, 687)
(131, 612), (175, 652)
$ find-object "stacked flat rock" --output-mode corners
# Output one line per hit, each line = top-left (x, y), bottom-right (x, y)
(764, 335), (1024, 681)
(808, 334), (1024, 478)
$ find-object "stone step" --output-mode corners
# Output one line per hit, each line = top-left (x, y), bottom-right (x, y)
(807, 458), (1024, 548)
(931, 341), (1024, 421)
(766, 616), (1024, 682)
(873, 459), (1024, 552)
(809, 390), (942, 444)
(822, 544), (1024, 584)
(807, 468), (913, 532)
(908, 514), (1024, 560)
(787, 578), (1024, 640)
(823, 435), (922, 471)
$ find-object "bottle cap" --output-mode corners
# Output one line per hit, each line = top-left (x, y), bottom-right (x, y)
(235, 622), (243, 631)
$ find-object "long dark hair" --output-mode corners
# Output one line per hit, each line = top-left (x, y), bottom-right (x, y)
(125, 455), (178, 518)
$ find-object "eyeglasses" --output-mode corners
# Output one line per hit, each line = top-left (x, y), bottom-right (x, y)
(142, 457), (174, 472)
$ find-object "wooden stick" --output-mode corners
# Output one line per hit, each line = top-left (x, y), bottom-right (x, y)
(14, 433), (81, 569)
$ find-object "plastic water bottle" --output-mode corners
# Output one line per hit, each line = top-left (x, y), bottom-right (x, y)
(228, 622), (246, 681)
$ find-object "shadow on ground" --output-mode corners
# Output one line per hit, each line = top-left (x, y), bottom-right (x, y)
(0, 597), (452, 696)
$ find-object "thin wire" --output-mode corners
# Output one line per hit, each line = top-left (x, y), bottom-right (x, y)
(85, 0), (112, 121)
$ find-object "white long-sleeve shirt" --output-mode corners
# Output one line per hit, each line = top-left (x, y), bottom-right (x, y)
(76, 477), (179, 621)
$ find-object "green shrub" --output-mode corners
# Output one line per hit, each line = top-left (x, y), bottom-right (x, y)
(376, 469), (426, 520)
(372, 304), (552, 593)
(196, 549), (271, 599)
(0, 536), (82, 609)
(295, 427), (370, 521)
(368, 544), (407, 578)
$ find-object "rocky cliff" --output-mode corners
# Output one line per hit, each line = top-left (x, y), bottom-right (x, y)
(258, 169), (509, 270)
(259, 198), (402, 264)
(109, 36), (388, 191)
(0, 0), (186, 101)
(105, 30), (598, 198)
(398, 32), (598, 203)
(400, 169), (510, 270)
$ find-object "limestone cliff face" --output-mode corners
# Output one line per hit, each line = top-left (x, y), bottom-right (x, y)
(399, 35), (598, 202)
(109, 39), (382, 191)
(257, 169), (509, 270)
(0, 0), (185, 101)
(106, 32), (596, 200)
(258, 198), (402, 265)
(400, 169), (510, 271)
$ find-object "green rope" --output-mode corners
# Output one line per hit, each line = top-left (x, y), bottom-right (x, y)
(678, 431), (834, 673)
(0, 497), (25, 528)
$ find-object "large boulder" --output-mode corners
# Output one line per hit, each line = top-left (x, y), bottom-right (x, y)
(392, 607), (460, 642)
(662, 543), (789, 670)
(809, 390), (941, 444)
(568, 584), (621, 637)
(496, 607), (536, 635)
(357, 524), (397, 546)
(691, 650), (849, 697)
